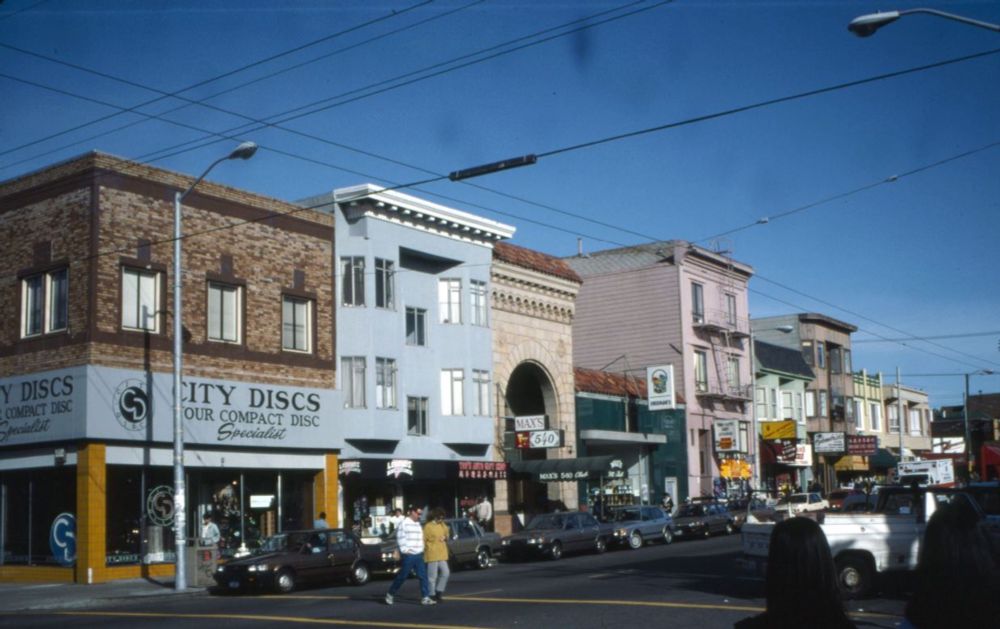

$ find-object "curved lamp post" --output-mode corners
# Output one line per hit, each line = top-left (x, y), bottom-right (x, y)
(173, 141), (257, 590)
(848, 9), (1000, 37)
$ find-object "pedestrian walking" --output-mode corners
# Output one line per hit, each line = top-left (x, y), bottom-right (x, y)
(472, 495), (493, 531)
(661, 492), (674, 515)
(200, 513), (221, 546)
(385, 506), (435, 606)
(735, 517), (856, 628)
(423, 508), (451, 603)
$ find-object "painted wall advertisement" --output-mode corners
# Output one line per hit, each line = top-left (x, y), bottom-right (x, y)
(646, 365), (675, 411)
(0, 365), (333, 450)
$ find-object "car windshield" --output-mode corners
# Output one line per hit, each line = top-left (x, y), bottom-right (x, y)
(613, 508), (642, 522)
(257, 534), (290, 554)
(527, 514), (566, 530)
(676, 504), (705, 517)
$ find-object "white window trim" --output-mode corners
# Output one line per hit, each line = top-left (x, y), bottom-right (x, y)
(406, 306), (427, 346)
(440, 368), (464, 416)
(375, 357), (397, 410)
(408, 396), (429, 436)
(470, 279), (488, 327)
(282, 295), (313, 353)
(342, 356), (367, 409)
(122, 267), (160, 333)
(21, 268), (69, 338)
(375, 258), (395, 310)
(341, 256), (365, 307)
(207, 281), (242, 344)
(439, 278), (462, 324)
(473, 369), (491, 416)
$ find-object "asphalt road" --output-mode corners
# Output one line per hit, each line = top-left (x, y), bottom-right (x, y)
(1, 534), (907, 629)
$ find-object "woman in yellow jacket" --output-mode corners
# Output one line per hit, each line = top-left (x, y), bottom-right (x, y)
(423, 508), (450, 602)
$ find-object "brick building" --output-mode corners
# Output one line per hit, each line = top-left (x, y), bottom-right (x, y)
(0, 152), (338, 583)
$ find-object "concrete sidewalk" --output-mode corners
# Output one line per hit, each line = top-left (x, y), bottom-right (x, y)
(0, 579), (207, 612)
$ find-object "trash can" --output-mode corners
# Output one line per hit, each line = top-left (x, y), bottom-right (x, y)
(184, 539), (219, 587)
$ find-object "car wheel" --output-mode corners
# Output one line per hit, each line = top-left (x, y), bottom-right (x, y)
(627, 531), (643, 550)
(275, 569), (296, 594)
(725, 522), (735, 535)
(836, 555), (873, 599)
(350, 561), (370, 586)
(594, 537), (607, 554)
(549, 541), (563, 560)
(662, 527), (673, 545)
(476, 547), (492, 569)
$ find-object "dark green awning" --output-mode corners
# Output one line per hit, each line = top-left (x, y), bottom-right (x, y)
(510, 455), (626, 482)
(868, 448), (898, 469)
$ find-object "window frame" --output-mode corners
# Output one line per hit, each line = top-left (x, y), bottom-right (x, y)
(693, 350), (708, 392)
(725, 293), (737, 326)
(870, 402), (882, 432)
(405, 306), (427, 346)
(439, 278), (462, 324)
(727, 355), (741, 390)
(470, 279), (488, 327)
(121, 267), (161, 333)
(374, 258), (394, 309)
(341, 256), (366, 307)
(281, 294), (314, 353)
(801, 340), (814, 366)
(342, 356), (367, 409)
(375, 357), (397, 410)
(440, 368), (464, 416)
(818, 389), (828, 417)
(691, 282), (705, 324)
(407, 396), (429, 436)
(473, 369), (491, 416)
(206, 281), (243, 344)
(20, 267), (69, 338)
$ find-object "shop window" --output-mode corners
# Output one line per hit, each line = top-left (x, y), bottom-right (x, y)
(0, 468), (76, 565)
(375, 258), (394, 309)
(439, 278), (461, 324)
(122, 267), (160, 332)
(207, 281), (242, 343)
(21, 268), (68, 337)
(282, 295), (312, 353)
(341, 256), (365, 306)
(406, 307), (426, 346)
(470, 280), (488, 326)
(408, 396), (428, 436)
(105, 466), (175, 566)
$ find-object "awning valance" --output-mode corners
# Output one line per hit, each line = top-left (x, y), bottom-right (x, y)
(510, 455), (626, 482)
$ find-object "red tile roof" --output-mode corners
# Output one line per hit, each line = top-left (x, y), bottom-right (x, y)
(574, 367), (686, 405)
(493, 242), (582, 283)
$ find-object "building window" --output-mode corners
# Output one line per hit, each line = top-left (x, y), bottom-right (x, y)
(207, 282), (241, 343)
(769, 388), (778, 419)
(909, 408), (921, 435)
(852, 399), (863, 430)
(408, 396), (428, 436)
(816, 343), (826, 369)
(375, 258), (394, 309)
(888, 404), (899, 433)
(440, 368), (464, 416)
(805, 391), (816, 417)
(342, 356), (366, 408)
(782, 391), (793, 421)
(843, 349), (852, 375)
(801, 340), (814, 366)
(473, 369), (490, 416)
(691, 282), (704, 323)
(282, 295), (312, 352)
(869, 402), (882, 431)
(341, 256), (365, 306)
(795, 392), (804, 424)
(830, 347), (842, 374)
(439, 279), (462, 324)
(694, 350), (708, 392)
(375, 357), (396, 409)
(818, 389), (828, 417)
(725, 293), (737, 326)
(406, 307), (426, 346)
(727, 356), (740, 391)
(470, 280), (488, 326)
(755, 387), (767, 420)
(21, 268), (68, 337)
(122, 267), (159, 332)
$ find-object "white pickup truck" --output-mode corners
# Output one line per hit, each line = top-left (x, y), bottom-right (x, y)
(740, 487), (983, 598)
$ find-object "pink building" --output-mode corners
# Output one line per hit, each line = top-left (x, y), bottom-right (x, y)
(564, 241), (753, 499)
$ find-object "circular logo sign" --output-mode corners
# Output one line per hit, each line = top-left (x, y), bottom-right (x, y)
(146, 485), (175, 527)
(113, 379), (150, 431)
(651, 368), (669, 394)
(49, 513), (76, 566)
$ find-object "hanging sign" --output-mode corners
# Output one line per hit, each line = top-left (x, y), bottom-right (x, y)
(646, 365), (676, 411)
(761, 420), (797, 440)
(813, 432), (846, 454)
(515, 429), (564, 449)
(514, 415), (546, 431)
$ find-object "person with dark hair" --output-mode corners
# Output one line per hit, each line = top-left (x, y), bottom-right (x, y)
(901, 498), (1000, 628)
(384, 506), (435, 606)
(423, 507), (450, 602)
(736, 517), (856, 628)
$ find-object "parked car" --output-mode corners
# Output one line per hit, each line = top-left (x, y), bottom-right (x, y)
(672, 501), (735, 539)
(729, 497), (775, 529)
(501, 511), (609, 560)
(445, 518), (502, 568)
(775, 492), (829, 514)
(213, 528), (399, 594)
(840, 492), (878, 512)
(607, 505), (675, 548)
(827, 489), (852, 510)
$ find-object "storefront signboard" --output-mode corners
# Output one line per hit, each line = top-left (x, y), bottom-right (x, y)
(146, 485), (175, 526)
(514, 429), (564, 449)
(713, 419), (740, 453)
(847, 435), (878, 456)
(49, 512), (76, 567)
(646, 365), (675, 411)
(457, 461), (508, 479)
(761, 420), (797, 440)
(0, 366), (86, 446)
(813, 432), (846, 454)
(250, 495), (275, 509)
(514, 415), (546, 431)
(386, 459), (414, 479)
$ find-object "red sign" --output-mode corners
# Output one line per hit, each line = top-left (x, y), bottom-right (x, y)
(847, 435), (877, 456)
(458, 461), (508, 480)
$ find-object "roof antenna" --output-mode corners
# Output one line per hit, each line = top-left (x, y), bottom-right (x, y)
(577, 237), (584, 257)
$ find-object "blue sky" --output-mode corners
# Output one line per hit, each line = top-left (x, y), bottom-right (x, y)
(2, 0), (998, 406)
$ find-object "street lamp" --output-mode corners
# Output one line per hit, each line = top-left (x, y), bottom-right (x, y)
(748, 324), (794, 492)
(173, 141), (257, 591)
(964, 369), (995, 479)
(848, 9), (1000, 37)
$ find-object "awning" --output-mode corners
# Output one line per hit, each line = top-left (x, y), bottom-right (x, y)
(510, 455), (626, 483)
(834, 455), (868, 472)
(981, 442), (1000, 479)
(579, 429), (667, 446)
(868, 448), (898, 469)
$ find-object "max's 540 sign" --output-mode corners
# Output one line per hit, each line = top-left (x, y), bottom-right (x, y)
(515, 429), (564, 449)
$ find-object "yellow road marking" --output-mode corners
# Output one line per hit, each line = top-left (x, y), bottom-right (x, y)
(30, 611), (484, 629)
(259, 595), (351, 600)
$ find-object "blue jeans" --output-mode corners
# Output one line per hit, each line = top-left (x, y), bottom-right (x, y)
(387, 552), (430, 599)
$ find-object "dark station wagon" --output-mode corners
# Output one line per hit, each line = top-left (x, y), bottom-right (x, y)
(213, 528), (399, 594)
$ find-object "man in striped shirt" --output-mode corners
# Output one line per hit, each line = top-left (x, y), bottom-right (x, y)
(385, 506), (435, 606)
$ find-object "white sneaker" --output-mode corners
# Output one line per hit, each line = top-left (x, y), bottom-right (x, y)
(421, 597), (437, 606)
(384, 593), (394, 605)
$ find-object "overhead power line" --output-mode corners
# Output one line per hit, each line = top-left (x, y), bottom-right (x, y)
(853, 331), (1000, 344)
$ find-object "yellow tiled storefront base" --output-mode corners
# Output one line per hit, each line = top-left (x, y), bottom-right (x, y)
(313, 453), (340, 528)
(0, 566), (74, 583)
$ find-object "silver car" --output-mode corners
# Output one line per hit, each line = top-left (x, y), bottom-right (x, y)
(445, 518), (501, 569)
(607, 505), (675, 548)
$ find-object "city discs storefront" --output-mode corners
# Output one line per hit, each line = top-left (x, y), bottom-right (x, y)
(0, 366), (339, 584)
(338, 458), (508, 533)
